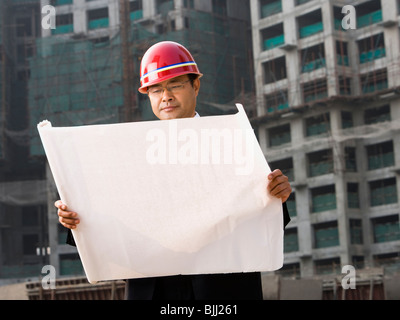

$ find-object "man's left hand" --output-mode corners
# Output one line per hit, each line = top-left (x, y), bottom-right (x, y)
(267, 169), (292, 203)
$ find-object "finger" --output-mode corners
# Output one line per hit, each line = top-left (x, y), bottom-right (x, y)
(59, 216), (79, 229)
(268, 169), (283, 180)
(57, 209), (77, 219)
(269, 181), (289, 196)
(54, 200), (67, 211)
(275, 190), (291, 203)
(59, 216), (80, 225)
(59, 219), (78, 229)
(268, 175), (289, 192)
(270, 184), (292, 202)
(272, 185), (292, 197)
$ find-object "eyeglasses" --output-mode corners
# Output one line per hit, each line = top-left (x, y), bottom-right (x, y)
(147, 80), (191, 97)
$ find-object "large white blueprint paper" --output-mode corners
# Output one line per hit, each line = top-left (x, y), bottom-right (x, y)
(38, 104), (283, 284)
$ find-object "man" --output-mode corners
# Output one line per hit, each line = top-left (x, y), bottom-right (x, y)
(56, 41), (292, 300)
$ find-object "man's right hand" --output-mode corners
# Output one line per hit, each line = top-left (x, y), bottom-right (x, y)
(55, 200), (80, 230)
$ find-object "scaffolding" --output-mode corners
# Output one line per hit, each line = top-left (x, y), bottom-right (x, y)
(28, 34), (125, 156)
(28, 9), (253, 157)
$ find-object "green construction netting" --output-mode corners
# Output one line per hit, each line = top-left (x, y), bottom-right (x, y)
(312, 193), (337, 213)
(285, 198), (296, 217)
(357, 10), (383, 29)
(59, 256), (84, 276)
(28, 33), (124, 156)
(260, 1), (282, 19)
(269, 131), (290, 147)
(299, 21), (323, 39)
(301, 58), (326, 73)
(28, 11), (253, 156)
(360, 47), (386, 64)
(284, 232), (299, 253)
(362, 80), (388, 94)
(309, 161), (334, 177)
(348, 192), (359, 209)
(52, 0), (73, 5)
(88, 17), (109, 30)
(263, 34), (284, 50)
(1, 264), (42, 279)
(374, 222), (400, 243)
(370, 184), (398, 206)
(315, 227), (339, 248)
(368, 153), (395, 170)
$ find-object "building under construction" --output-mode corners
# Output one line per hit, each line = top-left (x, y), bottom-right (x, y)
(250, 0), (400, 279)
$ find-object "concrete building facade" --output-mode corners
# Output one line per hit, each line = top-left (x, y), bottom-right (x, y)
(250, 0), (400, 278)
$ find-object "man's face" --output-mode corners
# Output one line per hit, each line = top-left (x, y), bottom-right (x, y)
(147, 75), (200, 120)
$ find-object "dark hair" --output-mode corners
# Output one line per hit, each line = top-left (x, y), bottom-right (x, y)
(188, 73), (199, 86)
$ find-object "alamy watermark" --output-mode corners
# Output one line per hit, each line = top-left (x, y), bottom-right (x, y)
(341, 265), (356, 289)
(41, 5), (359, 31)
(38, 264), (357, 291)
(41, 265), (56, 290)
(145, 121), (255, 176)
(341, 5), (357, 30)
(41, 5), (56, 30)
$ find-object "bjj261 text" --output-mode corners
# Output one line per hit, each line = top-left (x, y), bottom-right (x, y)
(160, 304), (238, 318)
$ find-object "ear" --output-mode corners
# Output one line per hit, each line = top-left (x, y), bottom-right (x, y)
(193, 78), (200, 97)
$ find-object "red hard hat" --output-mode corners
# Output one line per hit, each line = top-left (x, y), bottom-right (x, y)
(138, 41), (203, 94)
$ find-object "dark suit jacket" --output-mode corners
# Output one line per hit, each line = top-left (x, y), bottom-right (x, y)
(67, 202), (291, 300)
